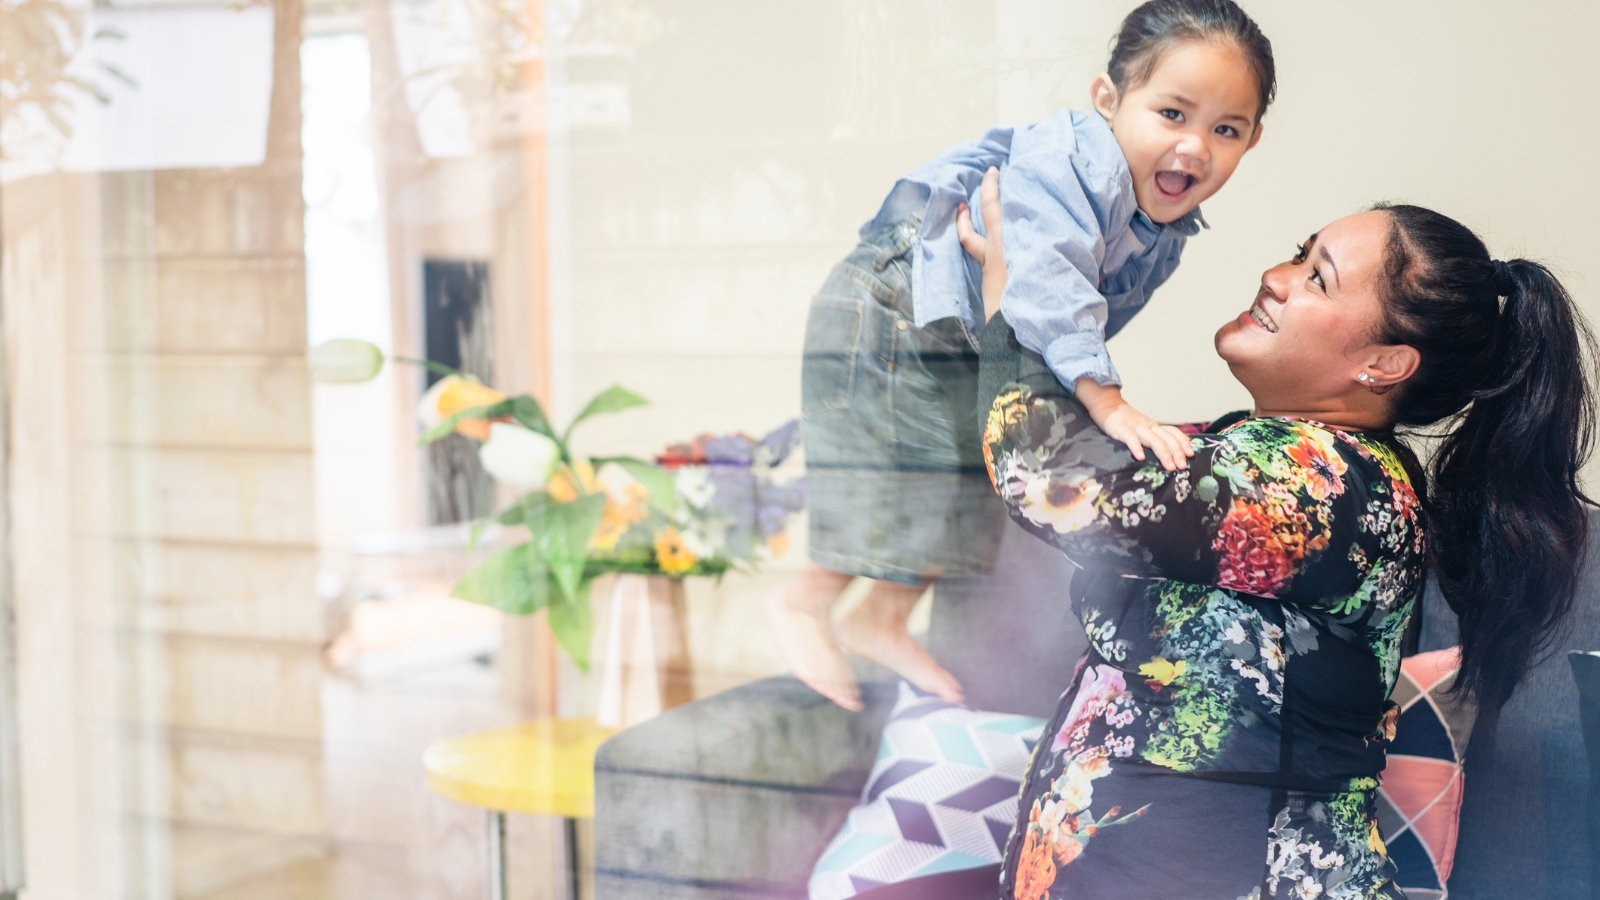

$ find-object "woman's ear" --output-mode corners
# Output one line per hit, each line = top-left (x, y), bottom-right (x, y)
(1090, 73), (1119, 122)
(1372, 344), (1421, 387)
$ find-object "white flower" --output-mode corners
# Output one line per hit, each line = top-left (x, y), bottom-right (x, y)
(1262, 639), (1286, 673)
(1038, 798), (1069, 832)
(678, 522), (717, 559)
(479, 422), (560, 488)
(308, 339), (384, 383)
(1020, 473), (1101, 534)
(674, 466), (714, 508)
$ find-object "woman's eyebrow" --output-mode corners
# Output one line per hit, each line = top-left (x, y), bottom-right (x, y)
(1318, 244), (1342, 289)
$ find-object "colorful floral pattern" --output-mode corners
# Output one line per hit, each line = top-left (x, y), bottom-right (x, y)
(985, 380), (1423, 900)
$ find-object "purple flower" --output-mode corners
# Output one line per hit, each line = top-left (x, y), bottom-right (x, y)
(707, 466), (758, 528)
(703, 434), (756, 465)
(758, 419), (801, 466)
(757, 478), (806, 535)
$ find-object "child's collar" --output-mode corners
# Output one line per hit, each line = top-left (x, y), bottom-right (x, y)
(1133, 206), (1209, 238)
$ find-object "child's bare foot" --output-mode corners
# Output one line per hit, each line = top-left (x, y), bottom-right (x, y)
(836, 579), (964, 705)
(765, 564), (862, 711)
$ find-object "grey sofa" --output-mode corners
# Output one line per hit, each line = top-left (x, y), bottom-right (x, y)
(596, 510), (1600, 900)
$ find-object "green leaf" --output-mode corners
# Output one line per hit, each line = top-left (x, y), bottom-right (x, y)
(511, 395), (558, 442)
(495, 490), (552, 528)
(450, 543), (551, 615)
(417, 399), (515, 445)
(393, 355), (465, 380)
(466, 519), (490, 552)
(562, 385), (648, 444)
(528, 493), (607, 606)
(547, 581), (595, 671)
(592, 455), (678, 512)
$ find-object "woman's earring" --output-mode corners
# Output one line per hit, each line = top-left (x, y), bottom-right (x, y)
(1357, 372), (1369, 383)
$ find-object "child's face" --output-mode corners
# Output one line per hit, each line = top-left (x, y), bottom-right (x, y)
(1093, 41), (1263, 225)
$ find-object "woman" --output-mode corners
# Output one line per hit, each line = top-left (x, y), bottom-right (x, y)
(949, 169), (1595, 899)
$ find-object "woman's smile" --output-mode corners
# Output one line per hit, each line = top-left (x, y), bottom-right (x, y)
(1246, 290), (1279, 333)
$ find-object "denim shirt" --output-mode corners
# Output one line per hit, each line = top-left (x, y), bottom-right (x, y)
(861, 109), (1206, 388)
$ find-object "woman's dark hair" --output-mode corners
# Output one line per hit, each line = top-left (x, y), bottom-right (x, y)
(1108, 0), (1277, 122)
(1372, 202), (1597, 714)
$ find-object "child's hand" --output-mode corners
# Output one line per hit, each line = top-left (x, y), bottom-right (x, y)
(1075, 380), (1194, 471)
(956, 166), (1006, 322)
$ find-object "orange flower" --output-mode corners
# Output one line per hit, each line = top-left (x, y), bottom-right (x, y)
(1013, 829), (1058, 900)
(766, 531), (789, 558)
(547, 463), (601, 502)
(593, 484), (650, 551)
(420, 376), (506, 441)
(1213, 499), (1296, 597)
(1285, 433), (1348, 501)
(653, 527), (698, 576)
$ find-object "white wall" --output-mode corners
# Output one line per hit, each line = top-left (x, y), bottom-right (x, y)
(549, 0), (1600, 689)
(1001, 0), (1600, 467)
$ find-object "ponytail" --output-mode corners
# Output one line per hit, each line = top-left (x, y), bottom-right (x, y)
(1372, 204), (1596, 713)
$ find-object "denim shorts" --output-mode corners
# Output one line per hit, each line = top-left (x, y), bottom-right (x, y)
(800, 218), (1005, 585)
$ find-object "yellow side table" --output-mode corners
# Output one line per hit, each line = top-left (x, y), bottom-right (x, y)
(424, 718), (615, 900)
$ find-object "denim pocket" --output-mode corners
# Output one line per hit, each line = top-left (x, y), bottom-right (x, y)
(800, 295), (863, 416)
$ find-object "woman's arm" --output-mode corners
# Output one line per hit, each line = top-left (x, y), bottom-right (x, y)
(957, 168), (1193, 471)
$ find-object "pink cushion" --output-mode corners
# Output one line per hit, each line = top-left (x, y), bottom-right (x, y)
(1377, 648), (1477, 898)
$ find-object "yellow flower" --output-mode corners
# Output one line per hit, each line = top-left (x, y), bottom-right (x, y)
(418, 375), (506, 441)
(547, 462), (601, 502)
(654, 527), (698, 576)
(592, 484), (650, 551)
(1368, 820), (1387, 855)
(1137, 657), (1187, 686)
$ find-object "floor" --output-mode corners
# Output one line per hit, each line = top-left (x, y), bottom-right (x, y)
(192, 598), (589, 900)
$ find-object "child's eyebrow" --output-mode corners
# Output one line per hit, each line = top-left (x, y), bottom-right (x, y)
(1155, 91), (1197, 108)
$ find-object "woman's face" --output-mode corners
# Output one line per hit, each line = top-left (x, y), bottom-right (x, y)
(1214, 211), (1400, 416)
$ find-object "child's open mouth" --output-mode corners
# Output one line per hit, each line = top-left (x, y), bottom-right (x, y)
(1154, 171), (1196, 200)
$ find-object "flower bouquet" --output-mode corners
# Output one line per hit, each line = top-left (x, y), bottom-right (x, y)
(308, 339), (806, 669)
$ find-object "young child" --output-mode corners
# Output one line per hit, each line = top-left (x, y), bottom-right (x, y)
(769, 0), (1274, 710)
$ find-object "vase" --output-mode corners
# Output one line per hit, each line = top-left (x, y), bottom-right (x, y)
(594, 574), (692, 729)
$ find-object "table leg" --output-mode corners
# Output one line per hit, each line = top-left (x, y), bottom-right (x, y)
(565, 816), (581, 900)
(487, 809), (507, 900)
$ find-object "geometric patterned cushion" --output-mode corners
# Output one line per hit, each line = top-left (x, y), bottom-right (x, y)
(806, 681), (1045, 900)
(1377, 647), (1478, 900)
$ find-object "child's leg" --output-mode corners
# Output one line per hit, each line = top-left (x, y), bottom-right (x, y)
(835, 577), (963, 705)
(765, 562), (861, 711)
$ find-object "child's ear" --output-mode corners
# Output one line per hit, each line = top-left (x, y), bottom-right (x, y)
(1246, 121), (1265, 151)
(1090, 73), (1119, 121)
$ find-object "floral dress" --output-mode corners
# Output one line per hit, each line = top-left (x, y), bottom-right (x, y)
(980, 325), (1425, 900)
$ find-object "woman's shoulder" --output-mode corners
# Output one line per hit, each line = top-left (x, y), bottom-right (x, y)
(1214, 416), (1420, 493)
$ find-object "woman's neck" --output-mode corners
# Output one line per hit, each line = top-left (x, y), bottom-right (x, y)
(1249, 397), (1394, 433)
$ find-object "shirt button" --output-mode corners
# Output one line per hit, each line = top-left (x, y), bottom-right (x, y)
(896, 320), (909, 331)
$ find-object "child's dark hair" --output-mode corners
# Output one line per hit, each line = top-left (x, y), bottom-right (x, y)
(1370, 202), (1597, 717)
(1108, 0), (1277, 121)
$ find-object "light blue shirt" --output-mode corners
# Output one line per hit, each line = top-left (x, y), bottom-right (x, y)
(861, 109), (1206, 388)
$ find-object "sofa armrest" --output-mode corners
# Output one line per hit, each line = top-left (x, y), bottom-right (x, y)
(594, 675), (895, 900)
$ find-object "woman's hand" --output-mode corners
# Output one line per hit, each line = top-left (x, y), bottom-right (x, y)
(956, 166), (1006, 322)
